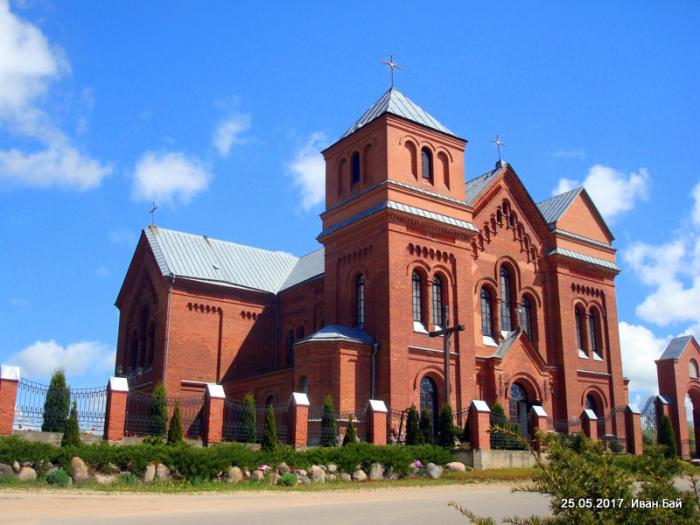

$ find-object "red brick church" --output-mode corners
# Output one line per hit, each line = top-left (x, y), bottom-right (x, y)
(114, 88), (629, 439)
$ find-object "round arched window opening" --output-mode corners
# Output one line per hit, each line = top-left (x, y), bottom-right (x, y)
(690, 359), (700, 379)
(585, 394), (598, 417)
(420, 376), (438, 419)
(298, 376), (308, 394)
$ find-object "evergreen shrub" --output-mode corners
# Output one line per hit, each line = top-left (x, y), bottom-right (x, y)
(42, 370), (70, 432)
(342, 416), (357, 446)
(261, 404), (278, 452)
(658, 415), (677, 458)
(320, 395), (337, 447)
(419, 409), (434, 445)
(167, 403), (184, 445)
(437, 404), (454, 448)
(406, 405), (422, 445)
(61, 401), (81, 448)
(241, 393), (257, 443)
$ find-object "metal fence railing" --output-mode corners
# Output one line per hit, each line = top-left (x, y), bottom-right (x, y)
(221, 399), (289, 443)
(124, 390), (203, 439)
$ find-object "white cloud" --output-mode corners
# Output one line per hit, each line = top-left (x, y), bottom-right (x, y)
(550, 148), (585, 160)
(618, 321), (668, 397)
(131, 151), (210, 205)
(692, 181), (700, 227)
(0, 1), (111, 189)
(552, 164), (649, 221)
(288, 132), (325, 210)
(212, 114), (250, 157)
(9, 340), (115, 378)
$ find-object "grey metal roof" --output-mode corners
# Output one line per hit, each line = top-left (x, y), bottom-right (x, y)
(493, 329), (522, 358)
(465, 161), (507, 206)
(341, 88), (455, 139)
(279, 248), (325, 291)
(318, 200), (478, 239)
(145, 226), (309, 293)
(552, 228), (613, 249)
(546, 247), (620, 271)
(658, 335), (695, 361)
(296, 324), (375, 345)
(537, 187), (583, 225)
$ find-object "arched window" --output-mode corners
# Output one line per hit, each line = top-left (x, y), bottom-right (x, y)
(265, 394), (275, 407)
(420, 376), (438, 429)
(355, 274), (365, 327)
(500, 266), (513, 332)
(297, 326), (305, 340)
(412, 271), (423, 324)
(690, 359), (700, 379)
(520, 296), (533, 339)
(432, 275), (444, 327)
(585, 394), (598, 417)
(287, 329), (295, 365)
(575, 306), (585, 350)
(298, 376), (308, 394)
(351, 152), (360, 186)
(480, 287), (493, 336)
(405, 141), (417, 178)
(438, 151), (450, 188)
(421, 147), (433, 181)
(146, 323), (156, 368)
(510, 383), (527, 402)
(588, 311), (600, 357)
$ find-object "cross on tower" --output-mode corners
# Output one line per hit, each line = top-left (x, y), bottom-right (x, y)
(149, 201), (158, 226)
(381, 53), (402, 89)
(491, 134), (505, 162)
(429, 306), (465, 405)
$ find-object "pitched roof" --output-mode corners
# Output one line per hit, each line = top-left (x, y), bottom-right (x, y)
(537, 187), (583, 225)
(546, 248), (620, 272)
(492, 329), (522, 358)
(341, 88), (455, 140)
(296, 324), (375, 345)
(465, 161), (508, 206)
(144, 226), (324, 294)
(658, 335), (695, 361)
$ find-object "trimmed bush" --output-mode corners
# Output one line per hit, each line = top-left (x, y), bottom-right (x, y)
(151, 383), (168, 437)
(279, 472), (297, 486)
(47, 469), (71, 487)
(437, 404), (454, 448)
(61, 401), (81, 448)
(42, 370), (70, 433)
(261, 404), (278, 452)
(419, 409), (434, 445)
(167, 403), (184, 445)
(241, 393), (257, 443)
(658, 414), (677, 458)
(320, 395), (337, 447)
(609, 439), (624, 453)
(406, 405), (422, 445)
(342, 417), (357, 446)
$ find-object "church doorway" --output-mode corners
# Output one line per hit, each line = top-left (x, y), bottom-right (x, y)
(509, 383), (529, 436)
(420, 376), (438, 432)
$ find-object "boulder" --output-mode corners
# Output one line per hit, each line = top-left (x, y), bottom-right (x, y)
(309, 465), (326, 483)
(243, 469), (251, 480)
(12, 461), (20, 473)
(17, 467), (37, 482)
(227, 466), (243, 484)
(269, 471), (281, 485)
(328, 474), (336, 482)
(105, 462), (121, 474)
(70, 457), (90, 483)
(340, 473), (352, 482)
(251, 469), (264, 482)
(295, 469), (307, 478)
(352, 469), (367, 482)
(368, 463), (384, 481)
(326, 463), (338, 474)
(156, 463), (172, 481)
(93, 472), (116, 485)
(276, 462), (290, 475)
(445, 461), (467, 472)
(0, 463), (13, 478)
(143, 463), (156, 483)
(426, 463), (443, 479)
(407, 462), (418, 474)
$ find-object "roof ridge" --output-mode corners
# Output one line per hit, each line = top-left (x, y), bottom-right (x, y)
(537, 186), (583, 206)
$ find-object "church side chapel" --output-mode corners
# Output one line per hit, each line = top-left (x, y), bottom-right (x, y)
(115, 79), (629, 443)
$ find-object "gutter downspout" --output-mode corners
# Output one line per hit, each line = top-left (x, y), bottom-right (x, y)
(371, 341), (379, 399)
(162, 274), (176, 387)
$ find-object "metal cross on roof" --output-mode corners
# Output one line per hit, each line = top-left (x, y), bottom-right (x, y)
(491, 134), (505, 162)
(150, 201), (158, 226)
(381, 53), (402, 88)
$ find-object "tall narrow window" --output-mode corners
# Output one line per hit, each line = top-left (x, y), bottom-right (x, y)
(575, 307), (584, 350)
(432, 275), (444, 327)
(421, 147), (433, 181)
(297, 326), (305, 340)
(521, 296), (533, 339)
(588, 311), (599, 356)
(500, 266), (513, 332)
(480, 287), (493, 336)
(690, 359), (699, 379)
(146, 323), (156, 368)
(356, 274), (365, 327)
(351, 152), (360, 186)
(412, 271), (423, 323)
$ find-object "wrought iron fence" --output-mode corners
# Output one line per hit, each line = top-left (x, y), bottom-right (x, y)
(548, 416), (582, 435)
(681, 438), (697, 459)
(489, 412), (527, 450)
(221, 399), (289, 443)
(124, 390), (203, 438)
(307, 405), (363, 446)
(13, 378), (106, 435)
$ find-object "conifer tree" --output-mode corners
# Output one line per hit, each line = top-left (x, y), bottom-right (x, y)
(420, 408), (434, 444)
(658, 414), (677, 458)
(167, 402), (184, 444)
(61, 400), (81, 447)
(261, 403), (278, 452)
(42, 370), (70, 432)
(241, 393), (257, 443)
(437, 404), (455, 448)
(320, 395), (338, 447)
(406, 405), (422, 445)
(151, 383), (168, 437)
(343, 416), (357, 446)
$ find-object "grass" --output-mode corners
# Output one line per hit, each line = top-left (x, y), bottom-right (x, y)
(0, 467), (538, 493)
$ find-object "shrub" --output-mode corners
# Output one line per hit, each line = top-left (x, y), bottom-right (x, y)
(419, 409), (434, 445)
(489, 401), (523, 450)
(342, 416), (357, 446)
(151, 383), (168, 437)
(609, 439), (624, 453)
(167, 403), (184, 445)
(437, 404), (454, 448)
(658, 415), (677, 458)
(261, 404), (278, 452)
(61, 401), (81, 448)
(320, 395), (337, 447)
(42, 370), (70, 432)
(46, 469), (70, 487)
(279, 472), (297, 486)
(241, 393), (257, 443)
(406, 405), (422, 445)
(461, 413), (471, 444)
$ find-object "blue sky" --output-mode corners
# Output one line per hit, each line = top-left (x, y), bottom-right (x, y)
(1, 1), (699, 406)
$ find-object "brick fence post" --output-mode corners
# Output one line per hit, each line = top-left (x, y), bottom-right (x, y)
(366, 399), (388, 445)
(203, 384), (225, 446)
(529, 405), (548, 451)
(288, 392), (309, 449)
(103, 377), (128, 442)
(625, 404), (643, 455)
(0, 365), (20, 436)
(581, 408), (598, 441)
(469, 400), (491, 450)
